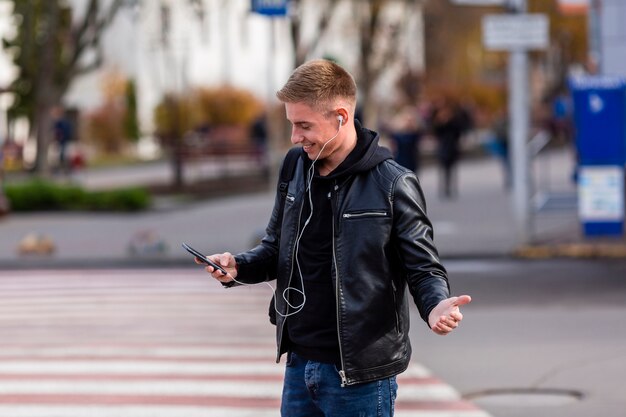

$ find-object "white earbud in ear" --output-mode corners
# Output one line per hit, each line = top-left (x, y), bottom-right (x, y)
(337, 115), (344, 126)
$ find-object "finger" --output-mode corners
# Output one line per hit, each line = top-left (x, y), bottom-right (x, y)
(449, 311), (463, 322)
(216, 274), (233, 283)
(218, 252), (233, 268)
(205, 265), (224, 277)
(439, 314), (455, 326)
(453, 295), (472, 307)
(206, 266), (232, 282)
(211, 263), (228, 275)
(433, 322), (453, 335)
(441, 316), (459, 329)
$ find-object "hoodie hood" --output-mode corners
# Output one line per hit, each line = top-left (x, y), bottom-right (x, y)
(311, 120), (392, 180)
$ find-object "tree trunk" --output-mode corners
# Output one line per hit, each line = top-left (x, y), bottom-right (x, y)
(167, 97), (184, 189)
(34, 105), (54, 174)
(33, 1), (61, 175)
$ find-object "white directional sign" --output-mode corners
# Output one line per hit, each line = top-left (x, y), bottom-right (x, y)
(579, 166), (625, 221)
(482, 13), (549, 51)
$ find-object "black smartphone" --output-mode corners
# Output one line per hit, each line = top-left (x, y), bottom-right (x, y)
(181, 243), (228, 275)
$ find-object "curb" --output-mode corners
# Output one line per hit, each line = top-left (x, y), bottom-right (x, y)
(0, 257), (202, 271)
(513, 242), (626, 259)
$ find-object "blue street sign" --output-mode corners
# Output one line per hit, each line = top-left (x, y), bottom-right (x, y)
(570, 75), (626, 236)
(251, 0), (288, 16)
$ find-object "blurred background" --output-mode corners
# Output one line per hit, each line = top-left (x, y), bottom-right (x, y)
(0, 0), (624, 263)
(2, 3), (626, 417)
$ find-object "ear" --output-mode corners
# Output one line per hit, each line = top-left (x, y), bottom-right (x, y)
(336, 109), (348, 126)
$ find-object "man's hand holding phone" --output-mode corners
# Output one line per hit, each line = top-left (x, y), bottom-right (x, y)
(182, 243), (237, 283)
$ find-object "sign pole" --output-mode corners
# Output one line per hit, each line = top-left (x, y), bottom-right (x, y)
(509, 43), (531, 244)
(509, 0), (532, 245)
(481, 1), (548, 246)
(251, 0), (289, 187)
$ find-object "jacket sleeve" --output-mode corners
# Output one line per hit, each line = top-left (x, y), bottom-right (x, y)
(392, 171), (450, 324)
(231, 176), (284, 286)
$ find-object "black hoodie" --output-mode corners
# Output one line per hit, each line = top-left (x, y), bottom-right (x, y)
(285, 121), (392, 365)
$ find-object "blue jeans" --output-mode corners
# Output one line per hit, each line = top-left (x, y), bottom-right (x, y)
(281, 352), (397, 417)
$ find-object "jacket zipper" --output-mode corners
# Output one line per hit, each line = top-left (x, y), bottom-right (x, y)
(276, 191), (305, 363)
(333, 220), (348, 386)
(342, 211), (388, 219)
(331, 183), (348, 386)
(391, 281), (401, 333)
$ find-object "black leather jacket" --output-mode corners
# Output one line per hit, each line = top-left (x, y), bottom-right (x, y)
(234, 127), (449, 386)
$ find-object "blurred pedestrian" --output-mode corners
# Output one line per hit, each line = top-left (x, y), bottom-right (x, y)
(381, 106), (423, 173)
(193, 59), (470, 417)
(549, 89), (574, 145)
(487, 109), (511, 190)
(251, 112), (269, 168)
(51, 106), (73, 174)
(430, 98), (472, 199)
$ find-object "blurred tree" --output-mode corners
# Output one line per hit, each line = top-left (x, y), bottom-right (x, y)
(528, 0), (588, 94)
(124, 79), (140, 143)
(421, 0), (587, 120)
(289, 0), (341, 67)
(2, 0), (125, 174)
(153, 86), (262, 141)
(153, 93), (193, 188)
(194, 86), (263, 127)
(153, 94), (196, 141)
(288, 0), (425, 126)
(152, 86), (262, 188)
(353, 0), (424, 126)
(152, 0), (208, 189)
(87, 101), (126, 155)
(2, 0), (205, 176)
(423, 1), (490, 90)
(86, 71), (140, 154)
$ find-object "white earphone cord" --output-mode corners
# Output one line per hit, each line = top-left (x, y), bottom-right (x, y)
(229, 117), (343, 317)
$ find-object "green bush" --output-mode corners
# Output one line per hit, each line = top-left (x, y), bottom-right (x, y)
(83, 188), (150, 212)
(4, 180), (151, 212)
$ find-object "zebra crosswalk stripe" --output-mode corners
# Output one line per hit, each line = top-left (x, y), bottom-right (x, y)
(0, 269), (491, 416)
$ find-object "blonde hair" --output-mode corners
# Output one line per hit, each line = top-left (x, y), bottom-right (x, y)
(276, 59), (357, 116)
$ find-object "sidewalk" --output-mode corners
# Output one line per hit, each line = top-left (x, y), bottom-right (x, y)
(422, 147), (626, 259)
(1, 147), (625, 268)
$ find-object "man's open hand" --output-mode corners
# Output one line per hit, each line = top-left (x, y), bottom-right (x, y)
(428, 295), (471, 335)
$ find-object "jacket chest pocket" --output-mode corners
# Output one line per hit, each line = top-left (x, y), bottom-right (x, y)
(342, 210), (389, 220)
(339, 209), (391, 241)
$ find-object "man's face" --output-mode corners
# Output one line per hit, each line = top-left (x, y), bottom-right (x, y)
(285, 101), (340, 161)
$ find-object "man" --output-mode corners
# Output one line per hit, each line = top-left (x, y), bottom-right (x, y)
(199, 59), (471, 416)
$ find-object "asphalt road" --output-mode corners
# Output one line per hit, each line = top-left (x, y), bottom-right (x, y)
(410, 258), (626, 417)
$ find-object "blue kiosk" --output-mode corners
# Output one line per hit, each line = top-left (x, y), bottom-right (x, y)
(570, 75), (626, 236)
